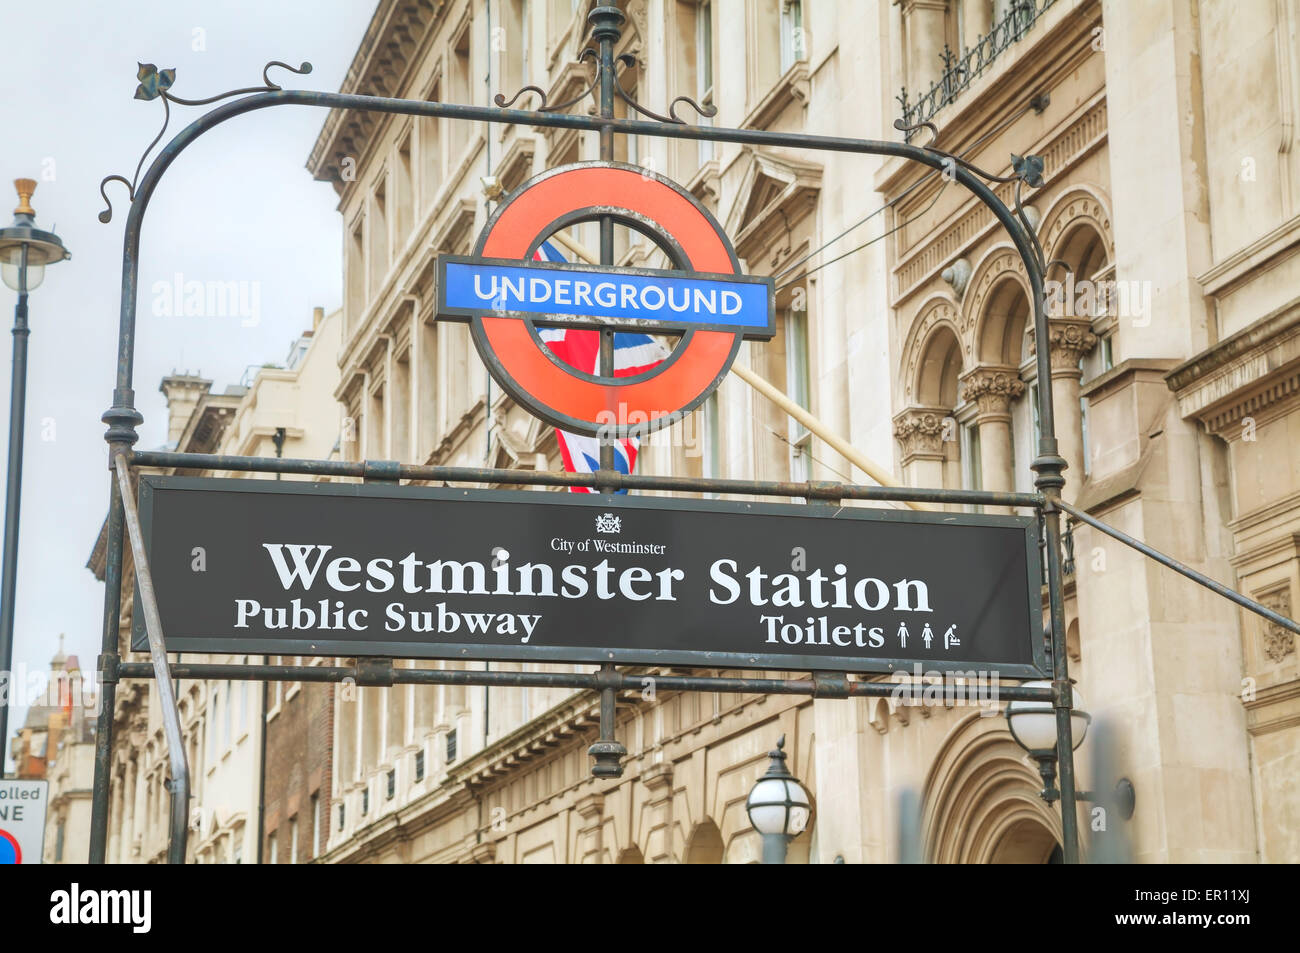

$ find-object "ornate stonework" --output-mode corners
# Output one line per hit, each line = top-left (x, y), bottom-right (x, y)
(1260, 588), (1296, 663)
(893, 406), (951, 461)
(1028, 318), (1097, 370)
(959, 366), (1026, 417)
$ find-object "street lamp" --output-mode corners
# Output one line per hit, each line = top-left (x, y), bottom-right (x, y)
(746, 734), (811, 864)
(1005, 680), (1135, 819)
(1005, 678), (1090, 801)
(0, 179), (70, 772)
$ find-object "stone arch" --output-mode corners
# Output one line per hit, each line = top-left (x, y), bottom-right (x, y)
(965, 245), (1032, 366)
(915, 324), (963, 408)
(683, 818), (725, 864)
(921, 711), (1064, 864)
(616, 845), (645, 864)
(1039, 185), (1114, 272)
(1045, 217), (1113, 322)
(900, 296), (962, 405)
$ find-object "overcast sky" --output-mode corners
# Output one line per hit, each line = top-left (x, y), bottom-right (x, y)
(2, 0), (378, 767)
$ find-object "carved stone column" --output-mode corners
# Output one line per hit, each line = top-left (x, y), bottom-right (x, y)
(1031, 318), (1096, 499)
(959, 366), (1025, 508)
(893, 405), (950, 490)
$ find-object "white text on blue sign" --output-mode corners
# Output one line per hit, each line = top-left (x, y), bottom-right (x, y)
(438, 256), (775, 338)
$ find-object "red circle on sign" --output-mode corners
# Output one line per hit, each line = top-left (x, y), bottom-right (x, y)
(469, 163), (743, 436)
(0, 828), (22, 864)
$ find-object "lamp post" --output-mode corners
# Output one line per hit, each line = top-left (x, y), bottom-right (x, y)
(1006, 679), (1135, 819)
(0, 179), (70, 772)
(746, 735), (811, 864)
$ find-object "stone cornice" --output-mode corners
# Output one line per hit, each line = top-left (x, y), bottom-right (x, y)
(1198, 213), (1300, 299)
(739, 59), (811, 132)
(1166, 301), (1300, 435)
(308, 0), (448, 188)
(1228, 490), (1300, 537)
(725, 150), (823, 267)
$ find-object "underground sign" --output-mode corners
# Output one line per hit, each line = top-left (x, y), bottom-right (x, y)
(436, 162), (775, 437)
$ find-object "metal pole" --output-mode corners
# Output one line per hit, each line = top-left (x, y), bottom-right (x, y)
(591, 5), (622, 475)
(1021, 213), (1080, 863)
(114, 452), (190, 863)
(0, 244), (30, 771)
(1058, 497), (1300, 635)
(761, 833), (788, 864)
(88, 477), (124, 861)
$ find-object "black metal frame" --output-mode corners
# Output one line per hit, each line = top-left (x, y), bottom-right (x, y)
(130, 473), (1049, 678)
(86, 5), (1299, 867)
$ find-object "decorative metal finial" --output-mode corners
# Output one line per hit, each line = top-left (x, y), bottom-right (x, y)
(762, 734), (795, 779)
(13, 179), (36, 218)
(99, 59), (313, 224)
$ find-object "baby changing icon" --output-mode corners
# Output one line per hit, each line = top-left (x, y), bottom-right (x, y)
(943, 624), (960, 650)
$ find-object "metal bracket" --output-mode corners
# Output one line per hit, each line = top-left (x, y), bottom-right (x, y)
(355, 657), (395, 686)
(811, 672), (851, 698)
(97, 651), (120, 685)
(113, 452), (189, 864)
(362, 459), (402, 482)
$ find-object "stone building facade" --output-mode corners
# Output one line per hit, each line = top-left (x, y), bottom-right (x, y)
(297, 0), (1299, 864)
(86, 0), (1300, 863)
(86, 308), (342, 863)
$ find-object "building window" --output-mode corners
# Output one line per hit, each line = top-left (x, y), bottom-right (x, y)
(780, 0), (805, 74)
(222, 680), (232, 750)
(338, 803), (346, 832)
(233, 840), (243, 864)
(289, 816), (298, 865)
(504, 0), (528, 96)
(449, 21), (473, 158)
(311, 794), (320, 859)
(55, 820), (65, 862)
(206, 699), (216, 763)
(960, 420), (983, 513)
(346, 215), (365, 325)
(420, 80), (442, 209)
(446, 728), (458, 764)
(268, 832), (278, 865)
(386, 769), (396, 800)
(785, 309), (812, 481)
(369, 179), (389, 295)
(701, 391), (721, 486)
(394, 132), (414, 250)
(415, 750), (425, 782)
(362, 787), (370, 816)
(697, 1), (714, 165)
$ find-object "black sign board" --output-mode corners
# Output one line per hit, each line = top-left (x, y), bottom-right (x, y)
(134, 476), (1046, 678)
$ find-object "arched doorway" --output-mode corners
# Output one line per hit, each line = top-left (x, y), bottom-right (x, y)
(922, 712), (1066, 863)
(987, 817), (1062, 864)
(683, 819), (724, 864)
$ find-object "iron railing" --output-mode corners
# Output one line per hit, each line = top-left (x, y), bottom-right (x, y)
(898, 0), (1058, 139)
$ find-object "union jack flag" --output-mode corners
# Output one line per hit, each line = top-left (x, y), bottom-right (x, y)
(531, 240), (669, 493)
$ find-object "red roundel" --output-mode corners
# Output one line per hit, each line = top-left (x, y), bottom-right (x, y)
(468, 163), (745, 437)
(0, 828), (21, 864)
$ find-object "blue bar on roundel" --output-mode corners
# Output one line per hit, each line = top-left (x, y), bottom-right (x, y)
(438, 256), (775, 339)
